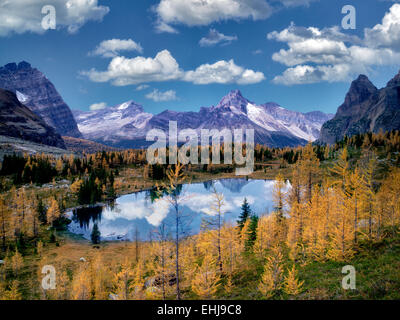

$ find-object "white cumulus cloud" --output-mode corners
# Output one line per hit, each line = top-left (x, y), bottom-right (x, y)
(82, 50), (184, 86)
(89, 102), (107, 111)
(154, 0), (272, 29)
(183, 59), (266, 85)
(365, 3), (400, 50)
(0, 0), (109, 36)
(145, 89), (178, 102)
(90, 39), (143, 58)
(199, 29), (238, 47)
(153, 0), (318, 32)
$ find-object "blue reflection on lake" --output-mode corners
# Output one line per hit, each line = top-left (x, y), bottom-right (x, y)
(68, 179), (287, 241)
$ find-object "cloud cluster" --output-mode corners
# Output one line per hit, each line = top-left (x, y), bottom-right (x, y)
(154, 0), (272, 30)
(268, 4), (400, 85)
(0, 0), (109, 36)
(145, 89), (178, 102)
(183, 59), (265, 84)
(153, 0), (317, 32)
(364, 3), (400, 50)
(199, 29), (238, 47)
(83, 50), (183, 86)
(82, 49), (265, 86)
(102, 198), (171, 227)
(90, 39), (143, 58)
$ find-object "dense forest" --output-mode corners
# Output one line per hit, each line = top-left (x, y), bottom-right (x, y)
(0, 130), (400, 300)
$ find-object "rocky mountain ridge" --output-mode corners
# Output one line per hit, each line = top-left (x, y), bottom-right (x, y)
(0, 88), (66, 149)
(320, 71), (400, 144)
(0, 61), (81, 138)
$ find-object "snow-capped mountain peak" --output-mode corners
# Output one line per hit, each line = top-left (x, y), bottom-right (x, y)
(74, 100), (152, 142)
(216, 90), (251, 113)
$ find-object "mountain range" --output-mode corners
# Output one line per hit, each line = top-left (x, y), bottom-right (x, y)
(74, 90), (333, 148)
(320, 71), (400, 144)
(3, 60), (399, 151)
(0, 62), (81, 138)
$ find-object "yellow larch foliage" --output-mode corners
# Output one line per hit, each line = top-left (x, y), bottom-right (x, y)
(359, 157), (377, 241)
(113, 259), (134, 300)
(191, 253), (220, 299)
(71, 264), (92, 300)
(299, 142), (320, 204)
(254, 214), (284, 258)
(258, 246), (284, 299)
(0, 195), (12, 249)
(302, 188), (328, 261)
(326, 190), (354, 262)
(181, 241), (197, 289)
(273, 172), (286, 221)
(224, 274), (233, 295)
(70, 179), (83, 194)
(11, 249), (23, 277)
(55, 158), (63, 173)
(220, 224), (242, 275)
(283, 265), (304, 296)
(37, 241), (43, 258)
(3, 280), (21, 300)
(149, 239), (175, 300)
(47, 198), (61, 225)
(53, 269), (70, 300)
(131, 259), (145, 300)
(90, 253), (111, 300)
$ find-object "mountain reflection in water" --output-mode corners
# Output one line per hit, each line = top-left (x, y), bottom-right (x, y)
(67, 179), (290, 241)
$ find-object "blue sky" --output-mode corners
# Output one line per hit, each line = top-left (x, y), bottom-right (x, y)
(1, 0), (400, 115)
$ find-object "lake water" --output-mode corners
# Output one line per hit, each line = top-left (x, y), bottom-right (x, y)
(67, 179), (289, 241)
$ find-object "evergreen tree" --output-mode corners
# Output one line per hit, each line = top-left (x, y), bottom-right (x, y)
(237, 198), (251, 231)
(37, 198), (47, 225)
(246, 214), (259, 251)
(91, 223), (101, 245)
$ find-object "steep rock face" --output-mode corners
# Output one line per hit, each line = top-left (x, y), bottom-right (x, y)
(0, 89), (66, 149)
(75, 90), (332, 148)
(216, 89), (251, 113)
(0, 62), (81, 138)
(320, 72), (400, 144)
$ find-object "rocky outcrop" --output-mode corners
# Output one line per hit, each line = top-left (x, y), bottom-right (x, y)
(0, 89), (66, 149)
(0, 61), (81, 138)
(319, 71), (400, 144)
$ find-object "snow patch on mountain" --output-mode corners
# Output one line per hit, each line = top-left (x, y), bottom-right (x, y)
(246, 101), (330, 141)
(247, 103), (277, 132)
(16, 90), (29, 103)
